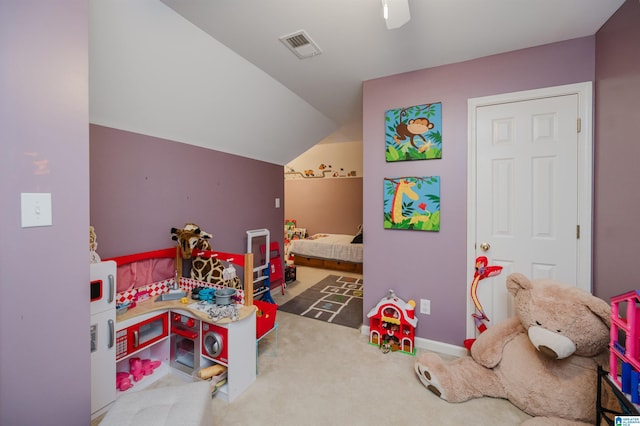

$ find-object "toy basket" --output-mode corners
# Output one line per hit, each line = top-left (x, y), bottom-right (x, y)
(255, 300), (277, 339)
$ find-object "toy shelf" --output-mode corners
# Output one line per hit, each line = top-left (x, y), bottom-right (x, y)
(597, 366), (640, 424)
(247, 229), (276, 304)
(116, 363), (172, 397)
(609, 290), (640, 403)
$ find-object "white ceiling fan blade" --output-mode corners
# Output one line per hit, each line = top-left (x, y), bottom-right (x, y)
(383, 0), (410, 30)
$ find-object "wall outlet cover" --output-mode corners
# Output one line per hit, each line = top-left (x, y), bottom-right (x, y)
(420, 299), (430, 315)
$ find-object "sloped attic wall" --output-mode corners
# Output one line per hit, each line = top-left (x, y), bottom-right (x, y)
(89, 0), (336, 166)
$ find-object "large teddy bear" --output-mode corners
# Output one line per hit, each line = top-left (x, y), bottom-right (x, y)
(415, 272), (613, 425)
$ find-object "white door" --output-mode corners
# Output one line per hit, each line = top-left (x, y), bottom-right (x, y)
(466, 83), (593, 338)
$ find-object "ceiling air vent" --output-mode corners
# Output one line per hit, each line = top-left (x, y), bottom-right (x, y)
(279, 30), (322, 59)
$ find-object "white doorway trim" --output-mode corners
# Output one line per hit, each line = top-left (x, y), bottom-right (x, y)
(466, 82), (593, 339)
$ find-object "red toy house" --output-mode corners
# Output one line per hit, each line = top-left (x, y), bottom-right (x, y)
(367, 289), (417, 355)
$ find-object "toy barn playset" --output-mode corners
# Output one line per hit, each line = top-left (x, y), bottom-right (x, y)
(367, 289), (417, 354)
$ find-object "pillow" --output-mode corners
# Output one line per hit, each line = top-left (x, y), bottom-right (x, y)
(351, 232), (363, 244)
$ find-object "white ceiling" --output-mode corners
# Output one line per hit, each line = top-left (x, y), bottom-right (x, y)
(90, 0), (624, 165)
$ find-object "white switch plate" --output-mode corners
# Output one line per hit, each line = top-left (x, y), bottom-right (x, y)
(275, 197), (281, 208)
(21, 193), (52, 228)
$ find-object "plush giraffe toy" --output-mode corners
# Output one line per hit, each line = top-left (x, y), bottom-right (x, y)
(170, 223), (241, 289)
(89, 225), (101, 263)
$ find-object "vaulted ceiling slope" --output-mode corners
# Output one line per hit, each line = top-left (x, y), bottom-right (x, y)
(89, 0), (336, 165)
(90, 0), (624, 165)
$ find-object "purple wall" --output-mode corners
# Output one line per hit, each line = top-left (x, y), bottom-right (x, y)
(2, 6), (635, 423)
(363, 37), (596, 346)
(594, 0), (640, 303)
(90, 125), (284, 261)
(0, 2), (90, 425)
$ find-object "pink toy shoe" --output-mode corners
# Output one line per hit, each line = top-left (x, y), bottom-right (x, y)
(129, 357), (143, 382)
(116, 372), (133, 391)
(141, 358), (162, 375)
(141, 359), (153, 376)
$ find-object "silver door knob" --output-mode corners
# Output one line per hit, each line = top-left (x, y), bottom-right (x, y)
(479, 242), (491, 251)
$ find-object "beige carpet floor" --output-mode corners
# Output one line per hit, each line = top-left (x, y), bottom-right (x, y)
(95, 266), (531, 425)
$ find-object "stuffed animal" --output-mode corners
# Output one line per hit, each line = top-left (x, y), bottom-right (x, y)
(170, 223), (242, 289)
(415, 272), (613, 425)
(89, 225), (101, 263)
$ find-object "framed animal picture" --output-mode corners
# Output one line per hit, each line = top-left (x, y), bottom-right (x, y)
(385, 102), (442, 162)
(383, 176), (440, 231)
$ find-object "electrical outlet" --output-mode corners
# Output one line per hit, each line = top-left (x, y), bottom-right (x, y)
(420, 299), (431, 315)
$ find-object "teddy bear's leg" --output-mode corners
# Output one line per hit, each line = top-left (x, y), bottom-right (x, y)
(414, 352), (506, 402)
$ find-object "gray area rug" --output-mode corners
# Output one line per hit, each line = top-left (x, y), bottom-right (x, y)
(278, 275), (363, 329)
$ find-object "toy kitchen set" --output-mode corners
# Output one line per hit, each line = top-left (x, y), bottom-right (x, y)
(89, 246), (268, 421)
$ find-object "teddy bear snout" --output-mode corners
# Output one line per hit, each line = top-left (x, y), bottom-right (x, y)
(528, 326), (576, 359)
(537, 345), (558, 358)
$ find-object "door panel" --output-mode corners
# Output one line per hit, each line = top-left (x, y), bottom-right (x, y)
(474, 94), (579, 328)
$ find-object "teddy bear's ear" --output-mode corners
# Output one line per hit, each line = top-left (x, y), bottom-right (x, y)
(581, 292), (611, 328)
(506, 272), (532, 297)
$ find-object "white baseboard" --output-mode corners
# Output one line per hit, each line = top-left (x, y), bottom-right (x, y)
(359, 325), (468, 358)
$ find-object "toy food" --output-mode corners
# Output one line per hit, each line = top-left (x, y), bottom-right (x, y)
(198, 364), (227, 380)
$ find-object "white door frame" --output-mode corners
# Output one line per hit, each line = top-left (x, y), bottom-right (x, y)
(466, 82), (593, 339)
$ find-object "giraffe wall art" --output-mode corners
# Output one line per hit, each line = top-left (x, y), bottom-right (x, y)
(383, 176), (440, 231)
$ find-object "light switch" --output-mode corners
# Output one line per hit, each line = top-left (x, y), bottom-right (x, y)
(275, 197), (281, 208)
(21, 193), (52, 228)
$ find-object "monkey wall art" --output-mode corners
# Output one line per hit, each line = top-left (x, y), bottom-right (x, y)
(385, 102), (442, 162)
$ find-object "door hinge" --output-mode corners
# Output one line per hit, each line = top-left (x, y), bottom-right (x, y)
(577, 118), (581, 133)
(576, 225), (580, 239)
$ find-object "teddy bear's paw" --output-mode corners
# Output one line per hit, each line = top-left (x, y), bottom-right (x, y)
(414, 356), (448, 400)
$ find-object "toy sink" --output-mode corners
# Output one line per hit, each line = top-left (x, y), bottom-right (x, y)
(155, 291), (187, 302)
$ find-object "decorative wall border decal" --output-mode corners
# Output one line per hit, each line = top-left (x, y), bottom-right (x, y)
(285, 163), (357, 179)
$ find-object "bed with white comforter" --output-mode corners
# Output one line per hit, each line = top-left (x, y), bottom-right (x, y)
(289, 233), (362, 272)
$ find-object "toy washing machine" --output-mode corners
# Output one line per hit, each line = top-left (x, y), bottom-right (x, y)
(202, 322), (228, 364)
